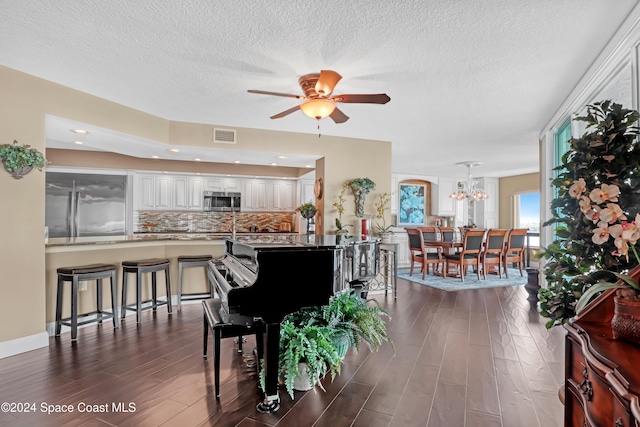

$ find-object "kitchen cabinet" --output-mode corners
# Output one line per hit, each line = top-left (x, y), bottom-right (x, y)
(390, 228), (409, 268)
(135, 174), (156, 210)
(155, 175), (173, 210)
(204, 177), (224, 191)
(299, 180), (315, 206)
(242, 179), (269, 211)
(271, 180), (296, 211)
(431, 177), (456, 216)
(173, 176), (204, 211)
(474, 178), (499, 228)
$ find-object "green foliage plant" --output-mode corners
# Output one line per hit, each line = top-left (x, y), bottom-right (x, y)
(538, 101), (640, 328)
(277, 319), (341, 400)
(0, 140), (47, 173)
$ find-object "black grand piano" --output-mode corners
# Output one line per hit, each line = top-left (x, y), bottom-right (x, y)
(207, 234), (379, 412)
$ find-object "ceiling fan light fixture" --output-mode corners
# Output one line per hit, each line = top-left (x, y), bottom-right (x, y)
(300, 98), (336, 120)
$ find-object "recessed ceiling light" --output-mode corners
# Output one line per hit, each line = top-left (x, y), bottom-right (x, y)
(305, 164), (314, 168)
(233, 160), (241, 164)
(72, 129), (89, 134)
(277, 155), (287, 159)
(168, 148), (181, 153)
(151, 155), (159, 159)
(73, 141), (84, 145)
(194, 158), (201, 161)
(270, 163), (277, 166)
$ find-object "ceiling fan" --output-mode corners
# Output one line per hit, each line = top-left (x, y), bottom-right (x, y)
(248, 70), (390, 124)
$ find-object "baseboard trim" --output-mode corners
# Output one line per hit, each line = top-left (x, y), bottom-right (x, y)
(0, 332), (49, 360)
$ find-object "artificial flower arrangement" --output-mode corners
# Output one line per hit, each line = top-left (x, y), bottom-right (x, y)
(373, 192), (392, 234)
(538, 100), (640, 328)
(296, 202), (317, 219)
(568, 179), (640, 311)
(332, 183), (350, 234)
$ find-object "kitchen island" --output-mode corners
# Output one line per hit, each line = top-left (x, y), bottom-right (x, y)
(44, 233), (299, 334)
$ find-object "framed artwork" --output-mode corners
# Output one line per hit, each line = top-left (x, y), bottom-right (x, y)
(398, 183), (426, 226)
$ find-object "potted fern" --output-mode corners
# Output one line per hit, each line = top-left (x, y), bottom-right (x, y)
(0, 140), (47, 179)
(277, 319), (341, 399)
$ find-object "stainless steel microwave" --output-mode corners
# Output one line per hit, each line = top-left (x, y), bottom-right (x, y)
(203, 191), (241, 212)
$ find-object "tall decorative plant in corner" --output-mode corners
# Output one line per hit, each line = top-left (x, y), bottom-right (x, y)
(538, 101), (640, 328)
(0, 140), (47, 179)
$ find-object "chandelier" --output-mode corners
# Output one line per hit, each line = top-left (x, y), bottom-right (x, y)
(449, 161), (489, 201)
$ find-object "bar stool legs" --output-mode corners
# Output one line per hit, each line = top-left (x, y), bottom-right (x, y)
(177, 255), (214, 311)
(55, 264), (119, 340)
(121, 258), (172, 323)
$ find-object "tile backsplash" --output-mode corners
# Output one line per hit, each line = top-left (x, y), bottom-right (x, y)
(135, 211), (296, 233)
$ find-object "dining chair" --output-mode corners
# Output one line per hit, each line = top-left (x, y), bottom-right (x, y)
(439, 227), (455, 243)
(480, 229), (508, 279)
(503, 228), (529, 277)
(417, 226), (443, 277)
(444, 229), (486, 281)
(406, 228), (425, 277)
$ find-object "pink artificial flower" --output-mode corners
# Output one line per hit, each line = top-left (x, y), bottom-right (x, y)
(598, 203), (627, 224)
(568, 178), (586, 198)
(589, 183), (620, 204)
(592, 221), (611, 245)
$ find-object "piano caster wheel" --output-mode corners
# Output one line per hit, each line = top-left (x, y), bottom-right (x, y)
(256, 398), (280, 414)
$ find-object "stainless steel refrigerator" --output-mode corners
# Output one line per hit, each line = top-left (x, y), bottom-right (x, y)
(45, 172), (127, 237)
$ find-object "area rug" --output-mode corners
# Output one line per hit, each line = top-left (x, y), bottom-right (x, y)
(397, 268), (527, 291)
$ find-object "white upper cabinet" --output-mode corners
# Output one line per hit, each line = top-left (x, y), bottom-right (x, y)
(271, 180), (296, 211)
(135, 174), (156, 210)
(242, 179), (270, 211)
(204, 177), (224, 191)
(155, 175), (172, 210)
(431, 177), (456, 216)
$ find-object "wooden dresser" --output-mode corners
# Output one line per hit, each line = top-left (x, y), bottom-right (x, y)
(564, 267), (640, 426)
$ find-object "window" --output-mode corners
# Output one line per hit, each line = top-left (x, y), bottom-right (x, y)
(515, 192), (540, 247)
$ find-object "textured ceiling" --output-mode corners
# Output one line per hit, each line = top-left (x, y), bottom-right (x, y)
(1, 0), (638, 178)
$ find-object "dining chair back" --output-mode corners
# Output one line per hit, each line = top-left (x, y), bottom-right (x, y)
(444, 229), (486, 281)
(417, 226), (443, 277)
(503, 228), (529, 277)
(480, 229), (508, 279)
(439, 227), (455, 243)
(406, 228), (424, 277)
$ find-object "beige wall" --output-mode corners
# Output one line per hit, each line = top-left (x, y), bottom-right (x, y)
(0, 64), (391, 354)
(498, 172), (540, 228)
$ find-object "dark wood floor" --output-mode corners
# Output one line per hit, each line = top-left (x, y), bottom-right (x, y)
(0, 279), (565, 427)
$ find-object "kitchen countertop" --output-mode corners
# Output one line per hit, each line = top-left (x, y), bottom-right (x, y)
(46, 232), (300, 247)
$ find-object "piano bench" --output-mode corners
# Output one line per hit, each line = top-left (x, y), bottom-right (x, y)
(177, 255), (214, 311)
(202, 298), (263, 399)
(121, 258), (172, 323)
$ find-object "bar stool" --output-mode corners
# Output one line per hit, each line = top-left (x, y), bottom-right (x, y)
(55, 263), (118, 340)
(177, 255), (214, 310)
(121, 258), (172, 323)
(202, 298), (263, 399)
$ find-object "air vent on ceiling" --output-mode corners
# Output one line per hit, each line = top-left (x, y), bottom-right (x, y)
(213, 128), (236, 144)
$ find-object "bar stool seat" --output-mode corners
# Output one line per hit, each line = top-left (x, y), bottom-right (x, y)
(202, 298), (263, 399)
(121, 258), (172, 323)
(55, 263), (118, 340)
(177, 255), (214, 310)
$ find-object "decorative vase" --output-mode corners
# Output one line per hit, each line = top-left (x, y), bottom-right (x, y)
(611, 296), (640, 345)
(379, 232), (393, 244)
(353, 189), (368, 218)
(2, 162), (32, 179)
(292, 363), (315, 391)
(332, 332), (350, 359)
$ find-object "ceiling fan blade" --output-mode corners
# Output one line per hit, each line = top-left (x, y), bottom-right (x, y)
(329, 107), (349, 124)
(315, 70), (342, 96)
(270, 105), (301, 119)
(332, 93), (391, 104)
(248, 89), (304, 99)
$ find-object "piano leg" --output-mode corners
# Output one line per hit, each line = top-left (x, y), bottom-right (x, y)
(256, 322), (281, 413)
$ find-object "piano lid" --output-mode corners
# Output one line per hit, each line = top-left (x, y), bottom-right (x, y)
(226, 234), (380, 251)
